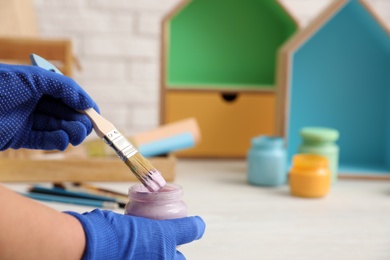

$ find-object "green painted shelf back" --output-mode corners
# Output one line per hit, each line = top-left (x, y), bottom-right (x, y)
(167, 0), (297, 90)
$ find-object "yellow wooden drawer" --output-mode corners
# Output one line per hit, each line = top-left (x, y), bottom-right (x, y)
(163, 91), (276, 157)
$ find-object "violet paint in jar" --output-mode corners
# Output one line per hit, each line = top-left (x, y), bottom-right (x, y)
(124, 183), (187, 220)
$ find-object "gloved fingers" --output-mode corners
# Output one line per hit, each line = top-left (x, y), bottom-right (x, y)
(31, 114), (88, 147)
(168, 216), (206, 246)
(176, 250), (186, 260)
(64, 210), (205, 260)
(26, 66), (99, 111)
(22, 129), (69, 150)
(40, 72), (99, 111)
(35, 96), (93, 135)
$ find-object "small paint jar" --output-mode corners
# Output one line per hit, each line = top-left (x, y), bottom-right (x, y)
(247, 136), (287, 186)
(124, 183), (187, 220)
(289, 154), (331, 198)
(298, 127), (339, 184)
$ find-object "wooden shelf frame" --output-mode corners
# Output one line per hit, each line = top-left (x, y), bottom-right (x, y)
(0, 37), (73, 76)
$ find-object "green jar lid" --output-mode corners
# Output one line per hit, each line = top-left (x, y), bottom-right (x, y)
(300, 127), (339, 142)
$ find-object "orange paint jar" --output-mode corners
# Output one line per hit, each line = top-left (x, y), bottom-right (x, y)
(289, 154), (331, 198)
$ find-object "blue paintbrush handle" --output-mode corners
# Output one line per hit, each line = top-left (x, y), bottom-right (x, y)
(21, 192), (119, 209)
(138, 132), (195, 157)
(30, 185), (118, 202)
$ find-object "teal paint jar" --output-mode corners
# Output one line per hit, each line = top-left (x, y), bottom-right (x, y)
(298, 127), (339, 184)
(247, 136), (287, 186)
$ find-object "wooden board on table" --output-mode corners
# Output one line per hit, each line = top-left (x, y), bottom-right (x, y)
(0, 155), (176, 182)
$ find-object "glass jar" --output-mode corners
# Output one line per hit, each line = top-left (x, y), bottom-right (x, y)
(124, 183), (187, 220)
(247, 136), (287, 186)
(289, 154), (331, 198)
(298, 127), (339, 184)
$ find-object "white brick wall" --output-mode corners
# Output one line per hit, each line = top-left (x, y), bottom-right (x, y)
(279, 0), (333, 26)
(32, 0), (390, 136)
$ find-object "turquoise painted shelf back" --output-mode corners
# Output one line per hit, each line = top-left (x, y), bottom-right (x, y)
(167, 0), (297, 89)
(287, 0), (390, 174)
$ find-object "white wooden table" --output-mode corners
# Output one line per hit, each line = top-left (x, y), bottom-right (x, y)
(5, 159), (390, 259)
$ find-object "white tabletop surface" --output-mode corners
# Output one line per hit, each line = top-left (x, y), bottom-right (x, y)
(4, 159), (390, 260)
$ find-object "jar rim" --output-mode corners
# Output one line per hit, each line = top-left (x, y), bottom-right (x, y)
(292, 154), (329, 168)
(128, 183), (183, 201)
(252, 135), (284, 147)
(300, 127), (339, 142)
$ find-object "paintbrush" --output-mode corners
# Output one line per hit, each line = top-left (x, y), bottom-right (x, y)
(30, 54), (166, 192)
(80, 108), (166, 191)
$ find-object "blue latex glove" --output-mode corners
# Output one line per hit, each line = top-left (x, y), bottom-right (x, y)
(66, 209), (206, 260)
(0, 63), (98, 151)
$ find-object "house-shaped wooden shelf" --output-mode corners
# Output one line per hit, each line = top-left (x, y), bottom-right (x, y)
(277, 0), (390, 178)
(161, 0), (298, 157)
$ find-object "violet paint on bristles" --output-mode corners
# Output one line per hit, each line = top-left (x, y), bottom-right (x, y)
(124, 153), (166, 192)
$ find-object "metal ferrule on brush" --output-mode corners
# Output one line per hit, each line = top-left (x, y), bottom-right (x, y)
(103, 129), (138, 161)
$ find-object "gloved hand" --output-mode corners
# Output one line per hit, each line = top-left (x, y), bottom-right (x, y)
(66, 209), (206, 260)
(0, 63), (98, 151)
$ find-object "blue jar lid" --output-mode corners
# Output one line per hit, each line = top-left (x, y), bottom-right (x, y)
(300, 127), (339, 142)
(251, 136), (284, 148)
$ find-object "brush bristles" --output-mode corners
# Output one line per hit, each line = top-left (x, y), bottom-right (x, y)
(101, 128), (166, 191)
(124, 153), (166, 192)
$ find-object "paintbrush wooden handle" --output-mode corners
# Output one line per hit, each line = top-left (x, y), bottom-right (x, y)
(79, 109), (166, 191)
(80, 108), (138, 161)
(79, 108), (115, 139)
